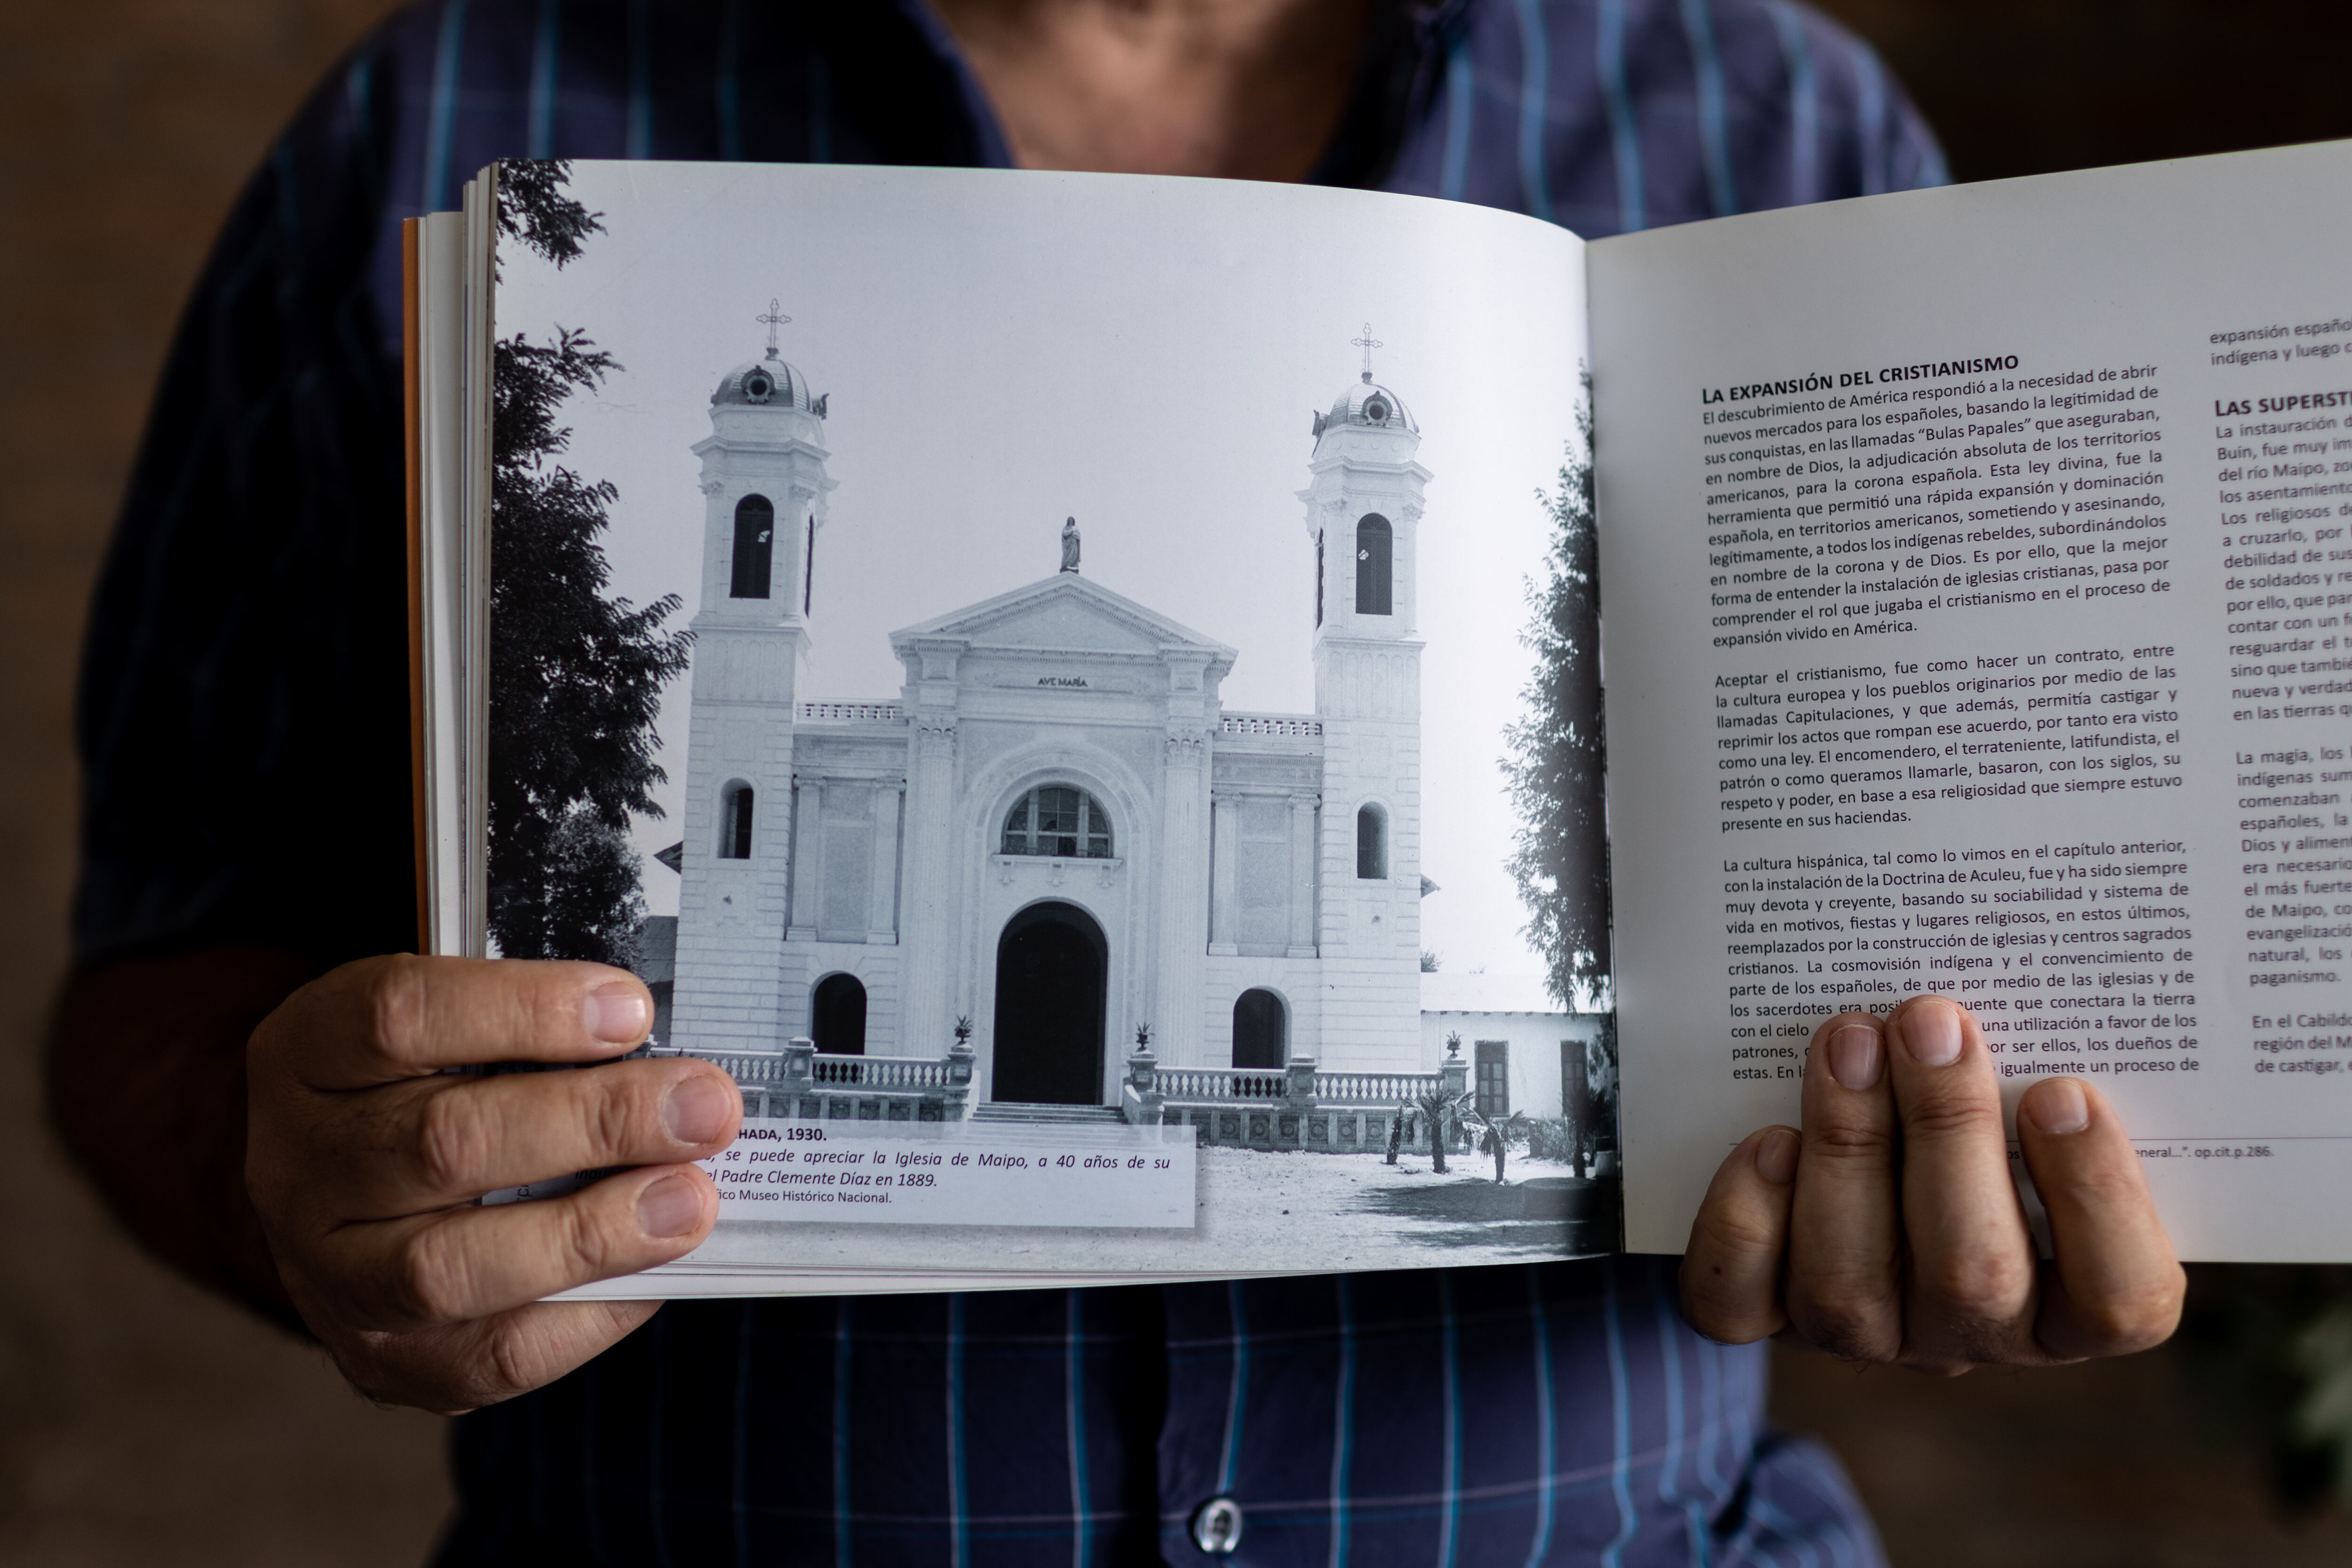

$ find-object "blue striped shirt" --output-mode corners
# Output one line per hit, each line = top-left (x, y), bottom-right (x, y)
(76, 2), (1943, 1561)
(446, 1262), (1875, 1565)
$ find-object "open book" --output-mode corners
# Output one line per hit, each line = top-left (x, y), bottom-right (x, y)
(409, 141), (2352, 1297)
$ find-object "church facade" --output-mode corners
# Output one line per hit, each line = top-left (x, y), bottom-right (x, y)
(666, 331), (1436, 1107)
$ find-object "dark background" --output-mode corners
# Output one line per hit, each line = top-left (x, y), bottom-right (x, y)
(6, 2), (2352, 1562)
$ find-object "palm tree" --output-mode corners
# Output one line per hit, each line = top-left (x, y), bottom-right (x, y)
(1459, 1104), (1529, 1184)
(1408, 1083), (1475, 1175)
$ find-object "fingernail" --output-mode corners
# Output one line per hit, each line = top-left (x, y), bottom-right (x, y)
(663, 1074), (736, 1145)
(584, 981), (650, 1044)
(1755, 1127), (1799, 1185)
(1827, 1023), (1883, 1091)
(2026, 1079), (2091, 1136)
(637, 1174), (706, 1238)
(1900, 998), (1964, 1067)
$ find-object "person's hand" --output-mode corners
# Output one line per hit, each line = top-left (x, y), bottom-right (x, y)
(246, 955), (741, 1411)
(1680, 995), (2183, 1373)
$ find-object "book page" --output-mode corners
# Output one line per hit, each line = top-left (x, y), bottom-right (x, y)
(453, 161), (1612, 1294)
(410, 210), (474, 957)
(1594, 140), (2352, 1261)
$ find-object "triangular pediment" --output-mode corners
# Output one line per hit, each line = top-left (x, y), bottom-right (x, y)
(890, 573), (1236, 661)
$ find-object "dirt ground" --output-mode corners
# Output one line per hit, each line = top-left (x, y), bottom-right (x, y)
(695, 1141), (1618, 1276)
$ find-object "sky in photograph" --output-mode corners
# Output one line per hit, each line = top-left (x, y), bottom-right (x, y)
(498, 162), (1588, 977)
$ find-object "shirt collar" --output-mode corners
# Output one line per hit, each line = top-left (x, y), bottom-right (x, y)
(896, 0), (1463, 188)
(893, 0), (1022, 169)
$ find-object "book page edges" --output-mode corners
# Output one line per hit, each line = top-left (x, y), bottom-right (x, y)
(403, 219), (430, 956)
(462, 172), (496, 957)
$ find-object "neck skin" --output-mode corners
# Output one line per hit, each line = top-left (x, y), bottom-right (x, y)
(929, 0), (1376, 181)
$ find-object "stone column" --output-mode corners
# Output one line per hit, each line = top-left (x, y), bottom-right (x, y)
(867, 785), (902, 945)
(1287, 794), (1318, 958)
(942, 1033), (975, 1121)
(1208, 794), (1239, 956)
(1285, 1053), (1319, 1150)
(782, 1035), (815, 1117)
(898, 716), (959, 1056)
(1284, 1052), (1318, 1102)
(787, 780), (822, 939)
(1155, 729), (1210, 1066)
(1123, 1042), (1162, 1125)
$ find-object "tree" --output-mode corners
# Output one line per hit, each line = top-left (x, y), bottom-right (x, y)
(494, 159), (605, 274)
(1564, 1026), (1594, 1180)
(488, 161), (691, 963)
(1459, 1103), (1525, 1185)
(1558, 1020), (1621, 1179)
(538, 805), (651, 966)
(1501, 382), (1610, 1011)
(1408, 1082), (1474, 1176)
(1584, 1019), (1620, 1173)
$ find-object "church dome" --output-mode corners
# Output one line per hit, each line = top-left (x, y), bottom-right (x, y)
(1315, 373), (1416, 438)
(712, 355), (826, 416)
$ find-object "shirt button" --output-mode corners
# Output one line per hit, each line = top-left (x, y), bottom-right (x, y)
(1191, 1496), (1244, 1556)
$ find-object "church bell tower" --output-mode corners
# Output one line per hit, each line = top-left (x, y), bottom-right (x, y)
(1301, 331), (1431, 1064)
(670, 305), (836, 1053)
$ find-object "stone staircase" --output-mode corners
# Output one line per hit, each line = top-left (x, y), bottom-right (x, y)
(969, 1102), (1127, 1126)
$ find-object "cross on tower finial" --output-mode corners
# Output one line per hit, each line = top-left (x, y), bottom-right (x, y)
(1352, 323), (1383, 383)
(757, 298), (793, 360)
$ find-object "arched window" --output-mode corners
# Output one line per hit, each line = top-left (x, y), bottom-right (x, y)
(1001, 785), (1113, 859)
(719, 782), (754, 859)
(731, 494), (775, 598)
(812, 973), (868, 1056)
(1233, 988), (1287, 1069)
(1356, 804), (1386, 880)
(1354, 514), (1392, 616)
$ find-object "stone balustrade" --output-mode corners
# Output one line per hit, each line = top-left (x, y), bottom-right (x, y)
(796, 701), (906, 723)
(1121, 1043), (1471, 1154)
(664, 1035), (1471, 1151)
(1147, 1067), (1290, 1101)
(662, 1036), (974, 1122)
(1217, 712), (1323, 739)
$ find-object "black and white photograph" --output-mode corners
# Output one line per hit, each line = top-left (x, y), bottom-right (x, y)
(486, 160), (1613, 1277)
